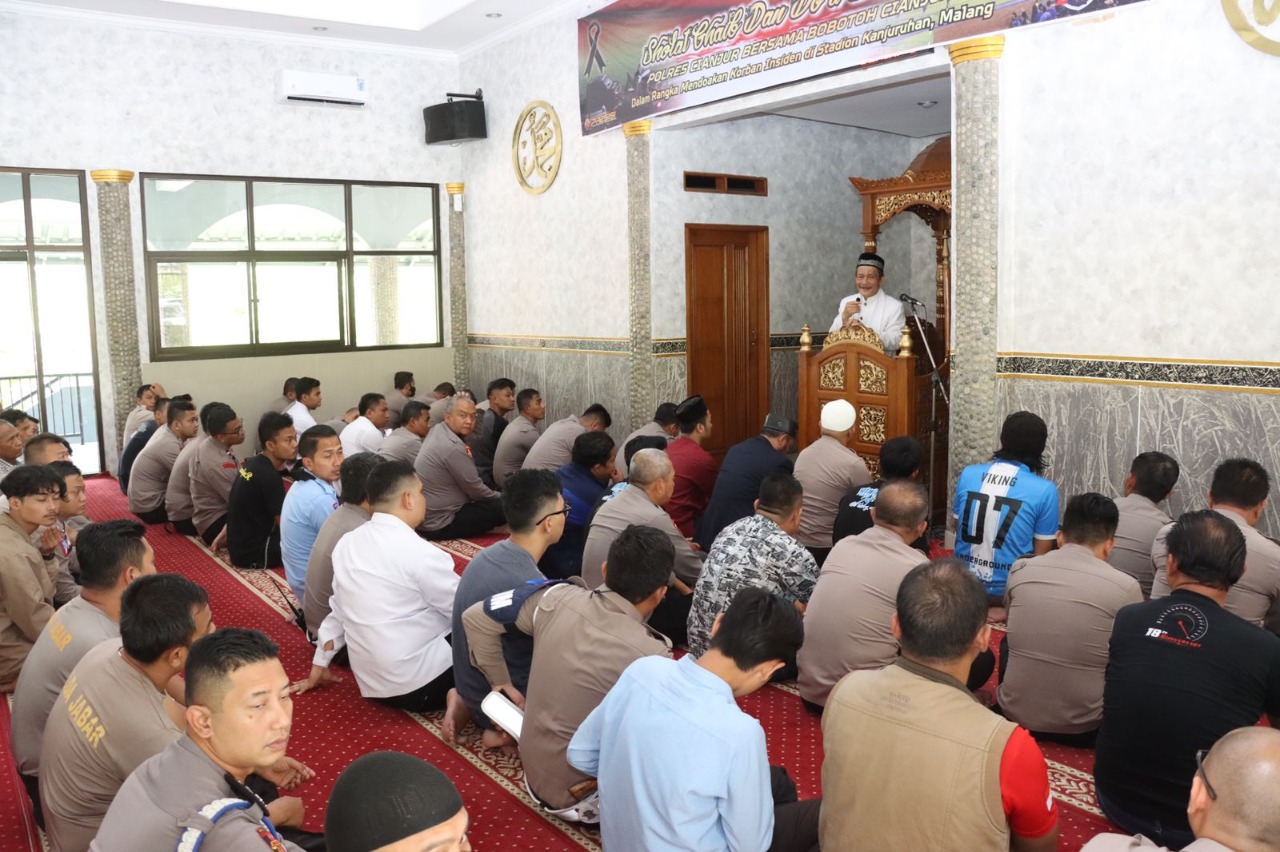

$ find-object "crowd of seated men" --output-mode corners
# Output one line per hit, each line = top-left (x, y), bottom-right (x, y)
(4, 369), (1280, 851)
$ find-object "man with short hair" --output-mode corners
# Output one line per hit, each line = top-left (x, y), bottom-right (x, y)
(821, 559), (1059, 850)
(1150, 458), (1280, 633)
(1108, 451), (1180, 597)
(696, 414), (797, 551)
(122, 383), (163, 451)
(666, 395), (718, 539)
(1084, 726), (1280, 852)
(430, 381), (456, 402)
(522, 403), (612, 472)
(1095, 510), (1280, 849)
(570, 587), (820, 852)
(284, 377), (322, 432)
(303, 452), (380, 638)
(269, 378), (298, 415)
(470, 378), (516, 488)
(226, 412), (297, 569)
(165, 401), (221, 535)
(326, 752), (470, 852)
(340, 392), (389, 457)
(23, 433), (71, 465)
(34, 460), (85, 606)
(91, 628), (311, 851)
(794, 399), (871, 565)
(462, 525), (675, 817)
(281, 425), (343, 602)
(829, 252), (905, 352)
(615, 401), (679, 479)
(493, 388), (546, 488)
(11, 520), (156, 826)
(444, 469), (562, 749)
(833, 435), (928, 549)
(2, 408), (39, 445)
(541, 431), (618, 579)
(190, 403), (244, 547)
(953, 410), (1060, 601)
(688, 473), (817, 659)
(0, 419), (23, 480)
(427, 384), (464, 427)
(999, 493), (1142, 746)
(414, 396), (505, 540)
(379, 399), (430, 466)
(323, 408), (358, 436)
(118, 397), (168, 495)
(129, 399), (198, 524)
(798, 481), (932, 710)
(384, 371), (416, 430)
(297, 461), (461, 713)
(0, 465), (59, 687)
(41, 574), (213, 852)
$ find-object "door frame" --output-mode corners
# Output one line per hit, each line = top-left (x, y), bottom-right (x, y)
(683, 223), (770, 456)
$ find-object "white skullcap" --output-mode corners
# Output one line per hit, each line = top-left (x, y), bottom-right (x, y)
(820, 399), (857, 432)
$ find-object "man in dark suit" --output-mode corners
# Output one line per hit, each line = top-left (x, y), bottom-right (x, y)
(695, 414), (797, 552)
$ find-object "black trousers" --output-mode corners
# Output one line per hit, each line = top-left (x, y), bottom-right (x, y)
(136, 506), (168, 525)
(769, 766), (821, 852)
(20, 771), (43, 830)
(172, 517), (198, 536)
(647, 587), (692, 647)
(375, 664), (456, 713)
(805, 546), (831, 568)
(422, 498), (505, 541)
(200, 515), (227, 546)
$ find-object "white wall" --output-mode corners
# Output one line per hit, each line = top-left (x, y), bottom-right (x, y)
(650, 115), (939, 340)
(996, 0), (1280, 361)
(0, 8), (463, 460)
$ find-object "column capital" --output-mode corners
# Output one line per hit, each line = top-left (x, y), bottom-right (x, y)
(90, 170), (135, 184)
(948, 36), (1005, 65)
(622, 119), (652, 138)
(445, 182), (466, 196)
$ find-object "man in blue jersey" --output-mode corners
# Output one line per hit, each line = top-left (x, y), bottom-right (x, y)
(953, 411), (1059, 602)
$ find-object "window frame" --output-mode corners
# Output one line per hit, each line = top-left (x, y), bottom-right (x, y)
(140, 172), (443, 361)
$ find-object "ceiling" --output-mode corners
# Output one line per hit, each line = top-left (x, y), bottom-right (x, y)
(768, 73), (952, 139)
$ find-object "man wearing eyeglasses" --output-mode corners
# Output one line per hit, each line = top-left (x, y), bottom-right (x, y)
(1083, 726), (1280, 851)
(190, 405), (245, 549)
(1093, 510), (1280, 850)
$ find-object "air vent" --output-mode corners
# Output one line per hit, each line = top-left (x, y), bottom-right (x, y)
(683, 172), (768, 196)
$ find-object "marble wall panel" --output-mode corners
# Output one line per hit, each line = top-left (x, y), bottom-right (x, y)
(996, 379), (1140, 510)
(770, 349), (800, 424)
(652, 357), (688, 409)
(466, 348), (511, 396)
(1137, 387), (1280, 537)
(587, 356), (632, 447)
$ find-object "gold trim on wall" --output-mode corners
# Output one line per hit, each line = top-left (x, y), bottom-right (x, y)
(998, 373), (1280, 396)
(999, 351), (1280, 367)
(90, 169), (135, 184)
(445, 182), (466, 195)
(622, 119), (653, 137)
(948, 36), (1005, 65)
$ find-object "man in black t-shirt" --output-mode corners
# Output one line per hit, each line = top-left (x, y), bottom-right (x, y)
(225, 412), (297, 569)
(832, 436), (929, 552)
(1094, 509), (1280, 850)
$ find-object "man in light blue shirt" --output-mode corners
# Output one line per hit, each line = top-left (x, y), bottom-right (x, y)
(567, 587), (820, 852)
(281, 425), (343, 601)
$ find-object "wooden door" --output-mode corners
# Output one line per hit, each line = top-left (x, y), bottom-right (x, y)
(684, 224), (769, 463)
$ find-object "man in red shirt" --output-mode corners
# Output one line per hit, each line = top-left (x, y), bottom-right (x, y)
(665, 395), (718, 540)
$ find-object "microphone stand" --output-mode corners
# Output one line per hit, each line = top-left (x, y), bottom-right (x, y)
(904, 298), (948, 537)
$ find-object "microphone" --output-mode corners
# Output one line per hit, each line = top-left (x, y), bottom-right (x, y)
(899, 293), (927, 308)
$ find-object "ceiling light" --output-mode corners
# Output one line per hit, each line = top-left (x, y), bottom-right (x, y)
(313, 25), (328, 31)
(485, 12), (503, 18)
(917, 99), (938, 108)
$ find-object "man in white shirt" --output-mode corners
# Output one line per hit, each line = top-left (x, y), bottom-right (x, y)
(284, 377), (322, 433)
(340, 393), (389, 457)
(296, 460), (462, 721)
(829, 252), (905, 353)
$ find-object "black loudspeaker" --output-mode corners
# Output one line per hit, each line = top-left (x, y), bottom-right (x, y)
(423, 100), (487, 145)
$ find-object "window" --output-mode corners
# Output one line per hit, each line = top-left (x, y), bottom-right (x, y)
(141, 175), (442, 359)
(0, 168), (103, 472)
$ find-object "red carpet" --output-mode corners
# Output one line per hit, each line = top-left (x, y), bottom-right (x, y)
(0, 477), (1120, 850)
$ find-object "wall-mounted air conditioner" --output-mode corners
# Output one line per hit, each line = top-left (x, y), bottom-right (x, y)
(276, 70), (367, 107)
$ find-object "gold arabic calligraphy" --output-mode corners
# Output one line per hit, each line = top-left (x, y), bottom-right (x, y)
(513, 101), (563, 194)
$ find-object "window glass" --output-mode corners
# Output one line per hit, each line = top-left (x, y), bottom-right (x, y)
(252, 182), (346, 250)
(144, 179), (249, 251)
(29, 174), (83, 246)
(255, 261), (343, 344)
(0, 173), (26, 245)
(352, 185), (434, 251)
(155, 261), (251, 347)
(353, 255), (440, 346)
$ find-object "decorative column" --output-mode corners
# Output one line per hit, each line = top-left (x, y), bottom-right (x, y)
(90, 169), (141, 468)
(946, 37), (1004, 496)
(624, 119), (654, 430)
(445, 182), (469, 390)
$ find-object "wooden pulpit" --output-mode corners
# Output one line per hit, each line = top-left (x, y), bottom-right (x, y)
(796, 323), (917, 482)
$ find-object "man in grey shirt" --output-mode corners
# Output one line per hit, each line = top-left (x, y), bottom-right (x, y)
(444, 468), (561, 750)
(492, 388), (546, 488)
(378, 399), (429, 466)
(128, 399), (198, 523)
(190, 404), (245, 547)
(413, 396), (504, 540)
(303, 453), (379, 637)
(615, 401), (678, 479)
(1107, 451), (1179, 597)
(10, 520), (156, 828)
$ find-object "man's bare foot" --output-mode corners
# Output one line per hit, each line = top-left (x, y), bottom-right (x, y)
(442, 688), (470, 745)
(481, 727), (518, 755)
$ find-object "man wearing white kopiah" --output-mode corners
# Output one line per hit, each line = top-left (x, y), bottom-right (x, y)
(829, 252), (906, 352)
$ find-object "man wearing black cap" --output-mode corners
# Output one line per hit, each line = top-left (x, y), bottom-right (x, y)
(666, 395), (718, 540)
(829, 252), (906, 352)
(953, 411), (1060, 602)
(327, 751), (470, 852)
(695, 413), (797, 551)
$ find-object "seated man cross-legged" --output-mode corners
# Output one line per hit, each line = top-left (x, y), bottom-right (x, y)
(541, 431), (618, 580)
(281, 424), (344, 602)
(302, 452), (380, 640)
(225, 413), (297, 570)
(414, 396), (505, 540)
